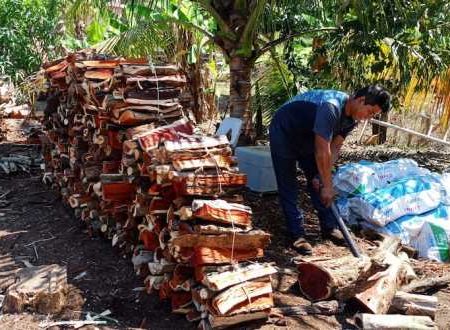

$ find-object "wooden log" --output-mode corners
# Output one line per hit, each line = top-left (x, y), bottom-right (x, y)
(354, 313), (436, 330)
(351, 252), (412, 314)
(190, 199), (252, 228)
(138, 118), (193, 152)
(389, 291), (437, 319)
(296, 255), (372, 301)
(164, 135), (229, 153)
(102, 181), (135, 202)
(401, 274), (450, 294)
(172, 155), (234, 172)
(170, 171), (247, 187)
(270, 300), (339, 316)
(193, 224), (250, 235)
(170, 231), (270, 251)
(202, 263), (277, 291)
(205, 311), (269, 329)
(120, 64), (180, 76)
(3, 264), (67, 314)
(296, 236), (404, 302)
(191, 247), (264, 266)
(210, 278), (273, 315)
(126, 74), (187, 87)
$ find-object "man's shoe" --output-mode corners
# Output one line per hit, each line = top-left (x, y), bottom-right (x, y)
(322, 228), (346, 245)
(292, 237), (313, 255)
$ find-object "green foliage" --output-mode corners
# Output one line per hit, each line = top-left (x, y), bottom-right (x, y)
(251, 55), (296, 125)
(283, 1), (450, 99)
(0, 0), (61, 81)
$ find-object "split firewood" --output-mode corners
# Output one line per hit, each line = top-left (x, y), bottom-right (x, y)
(401, 274), (450, 294)
(191, 247), (264, 266)
(204, 311), (269, 330)
(270, 300), (339, 317)
(169, 231), (270, 251)
(389, 291), (437, 319)
(201, 263), (277, 291)
(351, 252), (414, 314)
(210, 277), (273, 315)
(354, 313), (436, 330)
(172, 155), (235, 172)
(193, 224), (251, 235)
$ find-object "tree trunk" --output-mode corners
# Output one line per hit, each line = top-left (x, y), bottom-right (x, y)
(229, 56), (253, 140)
(255, 81), (264, 139)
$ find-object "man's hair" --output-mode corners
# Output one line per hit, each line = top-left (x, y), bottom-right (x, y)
(353, 85), (391, 113)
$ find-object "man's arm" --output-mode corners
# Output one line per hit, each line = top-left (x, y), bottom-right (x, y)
(315, 134), (334, 207)
(330, 135), (345, 164)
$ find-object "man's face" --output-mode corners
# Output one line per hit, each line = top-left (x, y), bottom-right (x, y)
(352, 97), (382, 121)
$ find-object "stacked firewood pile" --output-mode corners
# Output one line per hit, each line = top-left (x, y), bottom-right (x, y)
(296, 235), (439, 329)
(40, 52), (275, 329)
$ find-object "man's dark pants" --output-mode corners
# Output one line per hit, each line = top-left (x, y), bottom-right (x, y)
(270, 151), (337, 240)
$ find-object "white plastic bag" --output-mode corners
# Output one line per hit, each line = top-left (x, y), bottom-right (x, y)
(333, 159), (429, 197)
(413, 214), (450, 262)
(348, 175), (441, 227)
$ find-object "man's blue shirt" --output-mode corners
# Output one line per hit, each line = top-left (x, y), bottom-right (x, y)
(269, 89), (356, 158)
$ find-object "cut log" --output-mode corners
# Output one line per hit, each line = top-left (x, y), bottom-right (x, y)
(82, 60), (120, 68)
(401, 274), (450, 294)
(3, 264), (67, 314)
(206, 311), (268, 329)
(193, 224), (250, 235)
(164, 135), (229, 153)
(270, 300), (339, 316)
(170, 231), (270, 250)
(202, 263), (277, 291)
(296, 255), (372, 301)
(126, 74), (187, 87)
(354, 313), (436, 330)
(190, 199), (252, 228)
(172, 155), (234, 172)
(210, 277), (273, 315)
(389, 291), (437, 319)
(351, 252), (412, 314)
(170, 171), (247, 187)
(138, 118), (194, 152)
(120, 64), (180, 76)
(191, 247), (264, 266)
(102, 182), (135, 202)
(296, 236), (405, 302)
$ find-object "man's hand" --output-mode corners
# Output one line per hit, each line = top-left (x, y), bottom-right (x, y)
(320, 186), (335, 208)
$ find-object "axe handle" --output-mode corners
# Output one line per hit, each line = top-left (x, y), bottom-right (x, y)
(330, 203), (362, 258)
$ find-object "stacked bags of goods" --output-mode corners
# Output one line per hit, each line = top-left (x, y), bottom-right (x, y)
(334, 159), (450, 262)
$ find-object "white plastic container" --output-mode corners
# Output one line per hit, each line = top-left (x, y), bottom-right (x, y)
(235, 146), (278, 193)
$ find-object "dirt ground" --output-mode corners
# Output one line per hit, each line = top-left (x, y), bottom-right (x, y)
(1, 118), (450, 329)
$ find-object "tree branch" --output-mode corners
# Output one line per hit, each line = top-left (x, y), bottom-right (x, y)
(255, 27), (339, 59)
(193, 0), (237, 41)
(157, 16), (230, 61)
(239, 0), (267, 48)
